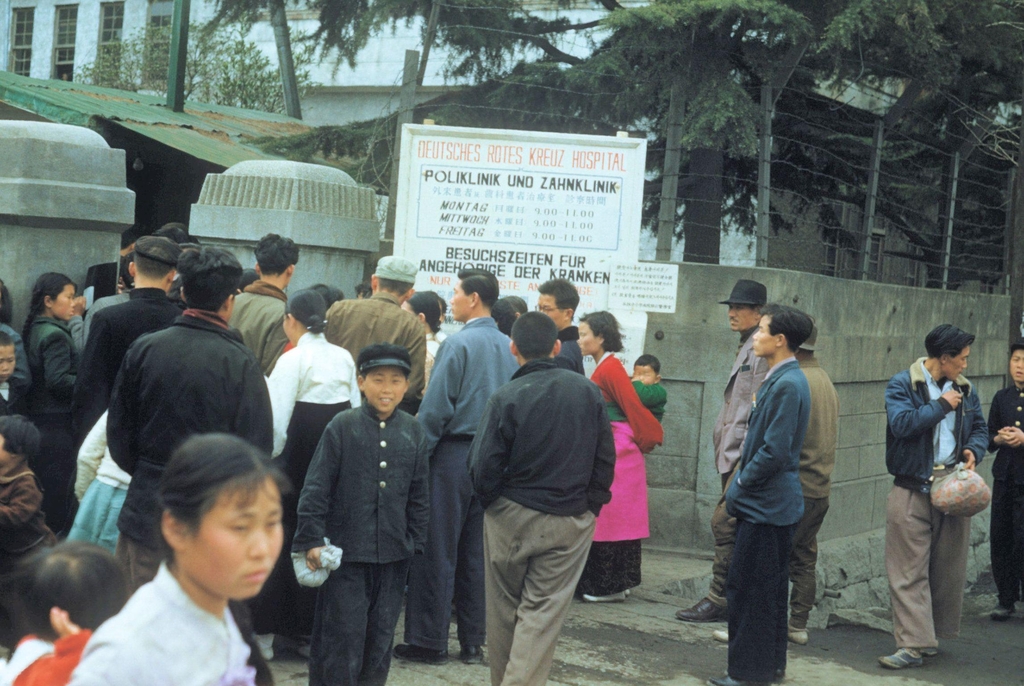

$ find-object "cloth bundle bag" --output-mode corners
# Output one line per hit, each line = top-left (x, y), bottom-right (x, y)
(930, 464), (992, 517)
(291, 539), (343, 587)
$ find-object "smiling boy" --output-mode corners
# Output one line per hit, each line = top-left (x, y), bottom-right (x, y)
(294, 343), (430, 686)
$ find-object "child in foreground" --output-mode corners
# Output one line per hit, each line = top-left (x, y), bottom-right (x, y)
(1, 542), (128, 686)
(632, 354), (667, 423)
(69, 434), (287, 686)
(294, 343), (430, 686)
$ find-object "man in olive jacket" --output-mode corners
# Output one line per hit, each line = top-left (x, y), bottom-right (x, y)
(786, 325), (839, 646)
(231, 233), (299, 375)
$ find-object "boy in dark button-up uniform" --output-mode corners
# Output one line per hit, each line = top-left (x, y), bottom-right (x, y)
(294, 343), (430, 686)
(987, 339), (1024, 620)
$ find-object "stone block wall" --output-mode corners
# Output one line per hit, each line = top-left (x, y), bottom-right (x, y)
(642, 263), (1009, 553)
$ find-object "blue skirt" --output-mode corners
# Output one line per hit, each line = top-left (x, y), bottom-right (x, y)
(67, 480), (127, 554)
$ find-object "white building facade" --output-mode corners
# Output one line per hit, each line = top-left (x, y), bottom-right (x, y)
(0, 0), (606, 126)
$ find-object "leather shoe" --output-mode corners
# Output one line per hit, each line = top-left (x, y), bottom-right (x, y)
(393, 643), (448, 665)
(459, 644), (483, 664)
(708, 677), (771, 686)
(676, 597), (727, 623)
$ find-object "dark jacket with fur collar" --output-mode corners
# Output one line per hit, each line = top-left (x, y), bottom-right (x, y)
(884, 357), (988, 493)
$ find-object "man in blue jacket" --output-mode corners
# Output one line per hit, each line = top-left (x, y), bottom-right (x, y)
(714, 304), (812, 686)
(394, 269), (519, 666)
(878, 324), (987, 669)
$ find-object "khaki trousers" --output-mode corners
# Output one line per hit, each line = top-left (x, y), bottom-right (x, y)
(115, 534), (163, 593)
(483, 497), (595, 686)
(787, 496), (830, 629)
(885, 485), (971, 649)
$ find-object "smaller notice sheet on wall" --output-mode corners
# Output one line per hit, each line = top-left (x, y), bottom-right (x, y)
(608, 262), (679, 313)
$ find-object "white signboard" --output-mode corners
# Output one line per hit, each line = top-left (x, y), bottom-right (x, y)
(393, 124), (651, 370)
(609, 262), (679, 313)
(394, 125), (646, 312)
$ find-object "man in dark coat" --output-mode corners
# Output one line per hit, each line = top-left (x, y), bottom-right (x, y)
(107, 247), (273, 590)
(72, 236), (182, 442)
(713, 304), (812, 686)
(469, 312), (615, 686)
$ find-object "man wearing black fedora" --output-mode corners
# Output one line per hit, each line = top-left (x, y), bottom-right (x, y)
(676, 278), (768, 624)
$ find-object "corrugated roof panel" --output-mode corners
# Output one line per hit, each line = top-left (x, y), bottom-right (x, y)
(0, 72), (311, 167)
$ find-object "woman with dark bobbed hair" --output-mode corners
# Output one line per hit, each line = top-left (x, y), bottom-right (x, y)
(575, 311), (663, 602)
(254, 288), (359, 656)
(403, 291), (442, 387)
(23, 272), (79, 534)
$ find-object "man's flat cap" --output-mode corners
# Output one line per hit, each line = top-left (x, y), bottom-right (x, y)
(375, 256), (418, 283)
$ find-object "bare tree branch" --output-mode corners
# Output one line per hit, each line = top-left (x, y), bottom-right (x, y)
(526, 35), (584, 64)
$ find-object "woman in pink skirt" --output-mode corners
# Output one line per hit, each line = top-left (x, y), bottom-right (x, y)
(576, 311), (663, 602)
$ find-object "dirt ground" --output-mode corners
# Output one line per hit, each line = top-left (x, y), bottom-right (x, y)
(270, 576), (1024, 686)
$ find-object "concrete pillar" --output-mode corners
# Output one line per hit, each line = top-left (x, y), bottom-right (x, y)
(189, 160), (380, 299)
(0, 121), (135, 329)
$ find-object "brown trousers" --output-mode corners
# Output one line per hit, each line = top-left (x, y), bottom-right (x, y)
(885, 484), (971, 649)
(483, 497), (595, 686)
(787, 497), (830, 629)
(115, 534), (163, 592)
(709, 470), (738, 604)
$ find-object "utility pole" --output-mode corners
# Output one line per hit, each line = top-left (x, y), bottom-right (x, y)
(940, 152), (960, 290)
(755, 84), (773, 267)
(269, 0), (302, 119)
(655, 78), (684, 262)
(417, 1), (441, 87)
(858, 81), (924, 280)
(385, 50), (420, 242)
(1009, 61), (1024, 342)
(166, 0), (190, 112)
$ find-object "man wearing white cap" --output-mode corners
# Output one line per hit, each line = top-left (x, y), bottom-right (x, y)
(324, 256), (427, 414)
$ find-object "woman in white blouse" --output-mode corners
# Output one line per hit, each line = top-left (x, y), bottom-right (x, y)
(252, 289), (359, 656)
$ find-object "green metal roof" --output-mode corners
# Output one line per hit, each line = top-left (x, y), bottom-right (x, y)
(0, 72), (311, 168)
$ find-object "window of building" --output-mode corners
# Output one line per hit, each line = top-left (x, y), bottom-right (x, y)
(52, 5), (78, 81)
(10, 8), (34, 77)
(97, 2), (124, 70)
(100, 2), (124, 44)
(148, 0), (174, 27)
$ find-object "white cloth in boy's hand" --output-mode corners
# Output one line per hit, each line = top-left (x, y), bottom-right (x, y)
(291, 539), (342, 587)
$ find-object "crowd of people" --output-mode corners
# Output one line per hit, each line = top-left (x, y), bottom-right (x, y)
(0, 223), (1019, 686)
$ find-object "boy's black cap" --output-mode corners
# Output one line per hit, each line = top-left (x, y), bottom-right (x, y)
(1011, 338), (1024, 354)
(719, 279), (767, 307)
(357, 343), (412, 376)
